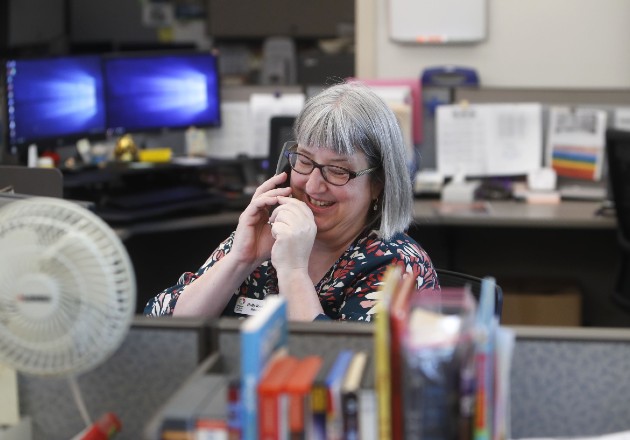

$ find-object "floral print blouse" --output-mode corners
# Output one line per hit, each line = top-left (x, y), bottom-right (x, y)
(144, 229), (439, 322)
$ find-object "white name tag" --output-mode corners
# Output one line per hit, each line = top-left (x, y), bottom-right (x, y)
(234, 296), (266, 315)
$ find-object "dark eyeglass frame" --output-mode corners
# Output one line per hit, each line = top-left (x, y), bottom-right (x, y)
(282, 141), (380, 186)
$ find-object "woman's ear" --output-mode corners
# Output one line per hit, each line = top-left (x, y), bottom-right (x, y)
(370, 180), (384, 201)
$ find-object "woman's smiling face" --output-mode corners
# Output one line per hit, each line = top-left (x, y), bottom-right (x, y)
(289, 145), (381, 246)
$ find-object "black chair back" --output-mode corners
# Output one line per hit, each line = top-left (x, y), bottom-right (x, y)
(436, 268), (503, 319)
(605, 128), (630, 311)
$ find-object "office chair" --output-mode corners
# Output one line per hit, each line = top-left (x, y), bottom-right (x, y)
(605, 128), (630, 312)
(435, 268), (503, 319)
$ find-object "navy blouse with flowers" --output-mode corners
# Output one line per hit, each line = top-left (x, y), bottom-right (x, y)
(144, 229), (439, 322)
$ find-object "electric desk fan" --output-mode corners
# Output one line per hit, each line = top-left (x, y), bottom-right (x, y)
(0, 197), (136, 430)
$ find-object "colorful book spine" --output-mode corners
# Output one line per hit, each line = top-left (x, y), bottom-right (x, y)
(325, 349), (355, 440)
(388, 273), (416, 440)
(374, 266), (401, 440)
(341, 351), (369, 440)
(240, 295), (288, 440)
(227, 375), (241, 440)
(474, 277), (498, 440)
(309, 352), (338, 440)
(195, 376), (229, 440)
(159, 375), (226, 440)
(285, 356), (323, 440)
(258, 355), (299, 440)
(358, 357), (377, 440)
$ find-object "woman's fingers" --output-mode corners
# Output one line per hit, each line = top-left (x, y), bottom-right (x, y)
(269, 196), (313, 224)
(252, 172), (289, 197)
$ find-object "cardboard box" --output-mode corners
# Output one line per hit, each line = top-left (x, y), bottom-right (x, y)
(501, 281), (582, 327)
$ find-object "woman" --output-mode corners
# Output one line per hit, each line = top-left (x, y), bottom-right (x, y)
(145, 82), (439, 321)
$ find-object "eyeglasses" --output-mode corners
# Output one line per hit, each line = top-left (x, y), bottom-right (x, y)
(284, 144), (380, 186)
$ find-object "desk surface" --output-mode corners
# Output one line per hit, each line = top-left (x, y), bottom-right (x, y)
(114, 199), (615, 239)
(413, 199), (615, 229)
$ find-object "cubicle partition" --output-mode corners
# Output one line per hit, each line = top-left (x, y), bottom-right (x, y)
(17, 316), (215, 440)
(511, 326), (630, 438)
(215, 320), (630, 439)
(14, 317), (630, 440)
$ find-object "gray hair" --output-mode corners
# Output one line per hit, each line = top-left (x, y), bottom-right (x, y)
(293, 82), (413, 240)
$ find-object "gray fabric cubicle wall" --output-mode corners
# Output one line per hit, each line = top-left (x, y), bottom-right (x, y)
(217, 320), (630, 438)
(17, 319), (630, 439)
(17, 316), (214, 440)
(510, 326), (630, 438)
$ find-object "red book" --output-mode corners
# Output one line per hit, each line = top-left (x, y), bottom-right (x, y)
(284, 356), (323, 440)
(388, 273), (416, 440)
(258, 355), (300, 440)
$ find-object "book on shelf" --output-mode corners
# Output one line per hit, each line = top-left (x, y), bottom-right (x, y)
(325, 349), (355, 440)
(240, 295), (288, 440)
(285, 355), (323, 440)
(374, 265), (402, 440)
(159, 419), (196, 440)
(195, 377), (229, 440)
(388, 272), (416, 440)
(341, 351), (369, 440)
(158, 374), (228, 440)
(358, 353), (378, 440)
(258, 354), (300, 440)
(474, 277), (498, 440)
(401, 285), (477, 440)
(227, 371), (241, 440)
(309, 349), (339, 440)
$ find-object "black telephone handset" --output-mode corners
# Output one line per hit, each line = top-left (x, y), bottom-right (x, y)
(274, 142), (293, 188)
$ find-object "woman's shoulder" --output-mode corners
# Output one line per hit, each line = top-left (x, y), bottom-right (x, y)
(353, 229), (427, 257)
(343, 230), (433, 272)
(341, 229), (439, 290)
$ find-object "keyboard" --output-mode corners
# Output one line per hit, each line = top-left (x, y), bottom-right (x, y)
(106, 185), (214, 209)
(97, 185), (226, 223)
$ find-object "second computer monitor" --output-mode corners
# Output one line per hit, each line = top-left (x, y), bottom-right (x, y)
(103, 52), (221, 135)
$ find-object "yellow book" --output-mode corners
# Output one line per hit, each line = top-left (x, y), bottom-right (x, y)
(374, 265), (402, 440)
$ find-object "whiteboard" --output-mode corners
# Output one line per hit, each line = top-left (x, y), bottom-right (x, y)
(389, 0), (487, 44)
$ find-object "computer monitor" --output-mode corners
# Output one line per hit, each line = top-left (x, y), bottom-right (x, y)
(3, 55), (107, 160)
(103, 51), (221, 135)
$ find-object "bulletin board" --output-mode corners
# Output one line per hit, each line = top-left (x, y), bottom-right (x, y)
(388, 0), (487, 44)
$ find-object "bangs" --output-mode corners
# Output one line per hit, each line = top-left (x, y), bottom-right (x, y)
(295, 101), (361, 156)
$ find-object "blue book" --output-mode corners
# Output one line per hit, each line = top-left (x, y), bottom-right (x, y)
(474, 277), (497, 440)
(325, 349), (355, 440)
(240, 295), (288, 440)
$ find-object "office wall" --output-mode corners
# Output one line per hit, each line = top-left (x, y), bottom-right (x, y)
(357, 0), (630, 89)
(7, 0), (65, 48)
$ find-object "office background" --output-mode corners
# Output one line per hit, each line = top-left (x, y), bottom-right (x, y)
(5, 0), (630, 88)
(358, 0), (630, 88)
(4, 2), (630, 439)
(2, 0), (630, 326)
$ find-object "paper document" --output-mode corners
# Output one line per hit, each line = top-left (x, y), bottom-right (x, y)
(614, 107), (630, 131)
(546, 107), (607, 181)
(353, 78), (423, 143)
(206, 101), (256, 158)
(370, 85), (415, 164)
(436, 103), (543, 177)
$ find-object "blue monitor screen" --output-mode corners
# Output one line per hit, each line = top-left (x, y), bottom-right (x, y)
(4, 55), (106, 150)
(104, 53), (221, 134)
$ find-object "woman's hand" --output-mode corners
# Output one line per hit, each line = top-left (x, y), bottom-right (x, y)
(268, 196), (317, 272)
(229, 172), (292, 267)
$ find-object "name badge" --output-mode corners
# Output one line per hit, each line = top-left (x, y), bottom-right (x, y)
(234, 296), (266, 315)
